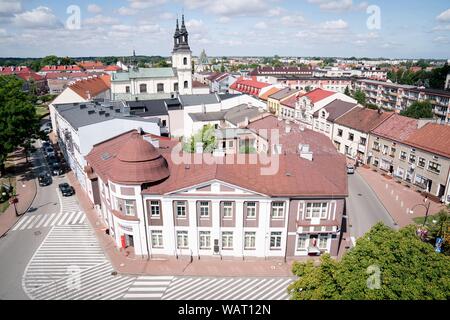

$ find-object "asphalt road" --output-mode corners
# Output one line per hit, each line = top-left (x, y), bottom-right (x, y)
(347, 170), (397, 240)
(0, 141), (62, 299)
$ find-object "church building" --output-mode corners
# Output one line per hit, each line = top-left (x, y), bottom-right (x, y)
(111, 15), (193, 101)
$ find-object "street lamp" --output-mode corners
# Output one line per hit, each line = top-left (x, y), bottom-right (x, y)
(409, 197), (431, 227)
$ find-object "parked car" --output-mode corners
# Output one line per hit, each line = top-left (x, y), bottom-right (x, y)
(38, 172), (52, 186)
(45, 147), (55, 157)
(42, 141), (51, 149)
(58, 183), (75, 197)
(47, 155), (58, 164)
(347, 165), (355, 174)
(41, 122), (52, 134)
(51, 163), (63, 176)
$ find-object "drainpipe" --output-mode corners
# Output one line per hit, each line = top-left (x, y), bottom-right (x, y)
(140, 191), (151, 260)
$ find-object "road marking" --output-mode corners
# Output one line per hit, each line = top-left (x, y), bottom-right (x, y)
(12, 216), (31, 231)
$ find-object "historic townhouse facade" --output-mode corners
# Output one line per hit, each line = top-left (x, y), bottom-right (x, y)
(84, 121), (347, 260)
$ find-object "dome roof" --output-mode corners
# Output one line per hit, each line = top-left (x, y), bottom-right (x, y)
(109, 132), (170, 185)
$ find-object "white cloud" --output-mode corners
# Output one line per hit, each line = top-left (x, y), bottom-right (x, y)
(160, 12), (175, 20)
(87, 4), (102, 14)
(280, 15), (306, 27)
(433, 36), (450, 44)
(84, 15), (118, 26)
(128, 0), (167, 9)
(321, 19), (348, 29)
(267, 7), (285, 17)
(308, 0), (352, 11)
(254, 21), (267, 29)
(180, 0), (269, 17)
(433, 24), (450, 31)
(218, 17), (231, 23)
(116, 6), (138, 16)
(13, 6), (61, 29)
(0, 0), (21, 14)
(436, 9), (450, 22)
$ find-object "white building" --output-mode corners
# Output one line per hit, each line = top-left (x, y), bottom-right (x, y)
(312, 100), (359, 139)
(111, 16), (193, 101)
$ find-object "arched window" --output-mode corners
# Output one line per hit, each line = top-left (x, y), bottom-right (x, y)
(184, 81), (188, 89)
(183, 57), (187, 65)
(157, 83), (164, 92)
(140, 84), (147, 93)
(174, 83), (179, 92)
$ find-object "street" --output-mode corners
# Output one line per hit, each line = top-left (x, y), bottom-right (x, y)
(347, 170), (397, 240)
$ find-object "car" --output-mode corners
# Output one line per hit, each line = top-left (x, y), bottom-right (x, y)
(42, 141), (51, 149)
(38, 172), (52, 186)
(47, 154), (58, 164)
(51, 163), (63, 176)
(45, 147), (55, 157)
(347, 165), (355, 174)
(42, 127), (52, 134)
(58, 183), (75, 197)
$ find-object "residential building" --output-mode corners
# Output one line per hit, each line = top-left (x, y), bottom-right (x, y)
(192, 81), (210, 94)
(446, 73), (450, 90)
(53, 100), (161, 199)
(258, 86), (284, 102)
(45, 72), (106, 95)
(313, 100), (359, 139)
(39, 65), (82, 75)
(0, 66), (47, 94)
(248, 66), (313, 83)
(83, 120), (347, 259)
(267, 87), (301, 115)
(78, 61), (106, 73)
(333, 108), (393, 162)
(229, 77), (270, 97)
(369, 117), (450, 202)
(110, 16), (193, 100)
(208, 73), (238, 93)
(278, 76), (353, 93)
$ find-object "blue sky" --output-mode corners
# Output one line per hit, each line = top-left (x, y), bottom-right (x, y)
(0, 0), (449, 59)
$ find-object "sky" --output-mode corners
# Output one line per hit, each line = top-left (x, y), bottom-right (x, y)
(0, 0), (449, 59)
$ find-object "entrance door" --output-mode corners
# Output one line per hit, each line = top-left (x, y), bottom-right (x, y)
(427, 180), (433, 193)
(125, 234), (134, 247)
(437, 184), (445, 198)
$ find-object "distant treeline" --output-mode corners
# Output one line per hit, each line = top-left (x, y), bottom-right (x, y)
(0, 55), (169, 71)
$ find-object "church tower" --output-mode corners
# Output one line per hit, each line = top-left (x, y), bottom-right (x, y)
(172, 15), (192, 95)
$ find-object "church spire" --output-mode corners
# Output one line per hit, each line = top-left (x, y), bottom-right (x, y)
(173, 14), (190, 52)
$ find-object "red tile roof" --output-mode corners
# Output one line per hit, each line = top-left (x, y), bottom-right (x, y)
(104, 65), (122, 71)
(15, 72), (44, 82)
(230, 77), (270, 96)
(405, 123), (450, 158)
(371, 114), (419, 142)
(259, 87), (282, 101)
(87, 121), (347, 197)
(335, 108), (394, 133)
(280, 93), (304, 108)
(78, 61), (105, 69)
(45, 72), (105, 79)
(69, 75), (110, 99)
(40, 65), (82, 72)
(0, 66), (31, 74)
(192, 80), (209, 88)
(303, 88), (335, 103)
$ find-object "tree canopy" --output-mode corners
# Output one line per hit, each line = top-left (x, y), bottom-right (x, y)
(183, 124), (217, 153)
(353, 89), (366, 105)
(288, 223), (450, 300)
(0, 76), (41, 175)
(400, 101), (434, 119)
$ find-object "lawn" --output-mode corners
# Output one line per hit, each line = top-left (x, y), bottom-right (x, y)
(36, 104), (49, 118)
(0, 176), (16, 214)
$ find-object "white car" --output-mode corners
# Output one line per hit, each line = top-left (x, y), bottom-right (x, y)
(346, 165), (355, 174)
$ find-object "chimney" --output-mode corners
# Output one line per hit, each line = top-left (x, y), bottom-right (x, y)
(298, 144), (313, 161)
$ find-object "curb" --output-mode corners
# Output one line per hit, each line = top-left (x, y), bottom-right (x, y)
(355, 169), (399, 228)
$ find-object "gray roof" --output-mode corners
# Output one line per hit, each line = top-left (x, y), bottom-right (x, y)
(188, 104), (266, 126)
(218, 93), (242, 100)
(54, 100), (160, 130)
(179, 94), (220, 106)
(313, 100), (358, 122)
(268, 88), (300, 100)
(112, 67), (176, 81)
(126, 98), (182, 117)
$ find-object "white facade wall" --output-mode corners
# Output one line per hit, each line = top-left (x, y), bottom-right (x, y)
(49, 88), (86, 130)
(332, 124), (369, 161)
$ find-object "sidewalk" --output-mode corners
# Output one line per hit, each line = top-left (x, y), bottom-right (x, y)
(66, 172), (306, 277)
(357, 166), (446, 228)
(0, 149), (37, 237)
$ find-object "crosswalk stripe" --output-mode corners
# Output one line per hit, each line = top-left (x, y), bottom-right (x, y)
(163, 277), (211, 300)
(71, 212), (83, 224)
(210, 278), (254, 300)
(35, 214), (52, 228)
(20, 216), (37, 230)
(43, 213), (57, 227)
(12, 216), (31, 231)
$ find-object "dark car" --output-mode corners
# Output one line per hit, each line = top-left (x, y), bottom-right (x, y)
(38, 172), (52, 186)
(45, 147), (55, 157)
(42, 141), (51, 149)
(59, 183), (75, 197)
(47, 154), (58, 164)
(51, 163), (63, 176)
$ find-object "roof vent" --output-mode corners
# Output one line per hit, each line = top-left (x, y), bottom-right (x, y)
(298, 144), (313, 161)
(115, 109), (121, 113)
(80, 104), (87, 109)
(105, 113), (110, 117)
(99, 110), (105, 115)
(88, 110), (95, 114)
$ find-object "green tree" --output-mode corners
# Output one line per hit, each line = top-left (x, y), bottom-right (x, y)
(288, 223), (450, 300)
(183, 124), (217, 153)
(344, 86), (351, 96)
(353, 89), (366, 105)
(0, 76), (41, 175)
(400, 101), (433, 119)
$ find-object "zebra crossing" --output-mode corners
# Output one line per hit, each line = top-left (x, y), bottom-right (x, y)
(122, 276), (174, 300)
(161, 276), (294, 300)
(23, 224), (108, 297)
(27, 262), (135, 300)
(59, 191), (81, 213)
(11, 211), (85, 231)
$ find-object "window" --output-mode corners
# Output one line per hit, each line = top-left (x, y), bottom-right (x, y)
(318, 235), (328, 249)
(139, 83), (147, 93)
(175, 201), (186, 218)
(184, 80), (188, 89)
(305, 203), (328, 219)
(125, 86), (130, 93)
(222, 232), (233, 249)
(157, 83), (164, 92)
(348, 133), (354, 141)
(409, 154), (416, 164)
(124, 200), (135, 216)
(297, 235), (307, 250)
(382, 145), (388, 155)
(244, 232), (256, 249)
(199, 231), (211, 249)
(337, 129), (343, 137)
(151, 230), (163, 248)
(222, 201), (233, 218)
(400, 151), (407, 161)
(176, 231), (189, 248)
(270, 232), (282, 249)
(183, 57), (187, 65)
(390, 147), (396, 157)
(373, 141), (380, 151)
(271, 202), (285, 218)
(246, 202), (256, 219)
(150, 201), (160, 217)
(395, 167), (405, 179)
(418, 157), (426, 168)
(199, 201), (209, 217)
(428, 161), (441, 173)
(174, 82), (179, 92)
